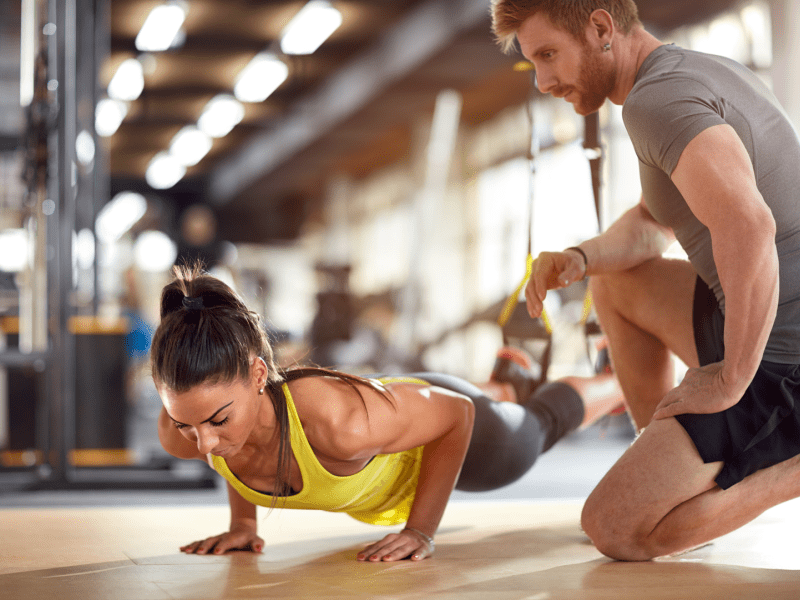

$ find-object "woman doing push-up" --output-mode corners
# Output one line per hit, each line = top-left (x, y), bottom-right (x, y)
(152, 265), (623, 562)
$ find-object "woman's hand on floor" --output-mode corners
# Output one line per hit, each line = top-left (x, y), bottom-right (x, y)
(179, 523), (265, 555)
(357, 529), (434, 562)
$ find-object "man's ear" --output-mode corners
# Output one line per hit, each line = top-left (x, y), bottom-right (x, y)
(588, 9), (615, 46)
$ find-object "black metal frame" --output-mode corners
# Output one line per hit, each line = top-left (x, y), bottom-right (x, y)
(0, 0), (216, 493)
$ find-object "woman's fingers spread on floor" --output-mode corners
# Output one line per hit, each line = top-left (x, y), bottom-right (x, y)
(358, 533), (430, 562)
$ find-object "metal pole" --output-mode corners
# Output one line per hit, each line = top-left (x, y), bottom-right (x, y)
(45, 0), (78, 484)
(92, 0), (110, 315)
(583, 112), (603, 232)
(19, 0), (48, 355)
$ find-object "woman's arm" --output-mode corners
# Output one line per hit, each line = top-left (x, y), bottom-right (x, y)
(158, 407), (265, 554)
(360, 388), (474, 561)
(296, 378), (475, 562)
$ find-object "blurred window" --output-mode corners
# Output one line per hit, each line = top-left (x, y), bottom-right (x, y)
(670, 1), (772, 73)
(475, 140), (599, 309)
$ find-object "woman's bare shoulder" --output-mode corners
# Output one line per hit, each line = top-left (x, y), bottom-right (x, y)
(287, 375), (366, 421)
(287, 375), (397, 459)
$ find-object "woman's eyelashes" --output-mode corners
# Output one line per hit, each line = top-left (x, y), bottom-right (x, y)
(173, 415), (230, 430)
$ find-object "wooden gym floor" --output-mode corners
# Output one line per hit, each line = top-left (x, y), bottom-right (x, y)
(2, 423), (799, 599)
(2, 495), (800, 599)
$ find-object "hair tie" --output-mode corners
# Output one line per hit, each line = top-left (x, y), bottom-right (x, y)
(182, 296), (204, 310)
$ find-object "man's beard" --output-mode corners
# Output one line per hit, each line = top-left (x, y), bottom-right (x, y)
(571, 44), (615, 115)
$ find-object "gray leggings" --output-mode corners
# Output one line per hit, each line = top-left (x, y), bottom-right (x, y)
(405, 373), (584, 492)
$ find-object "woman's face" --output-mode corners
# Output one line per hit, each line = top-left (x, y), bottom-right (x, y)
(159, 366), (266, 458)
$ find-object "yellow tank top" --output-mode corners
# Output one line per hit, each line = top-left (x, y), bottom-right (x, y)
(210, 377), (428, 526)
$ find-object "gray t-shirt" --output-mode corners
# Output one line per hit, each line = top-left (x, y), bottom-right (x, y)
(623, 44), (800, 363)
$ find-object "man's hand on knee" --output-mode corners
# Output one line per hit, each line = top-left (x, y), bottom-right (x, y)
(652, 361), (740, 420)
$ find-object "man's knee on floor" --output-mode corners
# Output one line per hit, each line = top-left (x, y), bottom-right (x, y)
(580, 494), (660, 562)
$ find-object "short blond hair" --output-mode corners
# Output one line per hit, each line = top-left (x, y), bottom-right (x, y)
(491, 0), (642, 54)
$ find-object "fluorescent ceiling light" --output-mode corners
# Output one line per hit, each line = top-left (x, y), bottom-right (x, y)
(107, 58), (145, 101)
(135, 2), (187, 52)
(134, 230), (178, 272)
(169, 126), (213, 166)
(234, 53), (288, 103)
(198, 94), (244, 138)
(280, 0), (342, 55)
(95, 98), (128, 136)
(146, 151), (186, 189)
(96, 192), (147, 243)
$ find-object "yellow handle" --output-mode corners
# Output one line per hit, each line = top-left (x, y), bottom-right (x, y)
(497, 254), (553, 334)
(580, 287), (593, 325)
(497, 253), (594, 333)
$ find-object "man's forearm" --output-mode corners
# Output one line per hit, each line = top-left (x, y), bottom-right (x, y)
(580, 199), (674, 276)
(715, 217), (779, 397)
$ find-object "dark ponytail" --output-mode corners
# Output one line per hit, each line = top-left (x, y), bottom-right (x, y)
(151, 263), (283, 392)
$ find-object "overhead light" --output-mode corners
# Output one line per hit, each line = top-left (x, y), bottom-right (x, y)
(75, 130), (95, 166)
(146, 151), (186, 189)
(234, 52), (288, 103)
(169, 126), (213, 167)
(134, 230), (178, 272)
(280, 0), (342, 55)
(20, 0), (36, 106)
(75, 228), (96, 270)
(0, 229), (29, 272)
(135, 1), (187, 52)
(198, 94), (244, 138)
(107, 57), (144, 101)
(96, 191), (147, 243)
(95, 98), (128, 136)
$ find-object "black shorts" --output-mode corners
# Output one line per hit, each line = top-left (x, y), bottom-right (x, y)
(675, 277), (800, 489)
